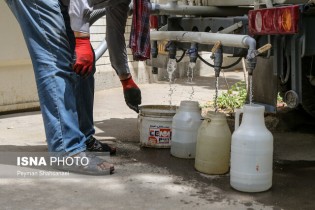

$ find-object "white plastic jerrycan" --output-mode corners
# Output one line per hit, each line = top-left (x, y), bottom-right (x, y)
(195, 111), (231, 175)
(230, 104), (273, 192)
(171, 101), (202, 159)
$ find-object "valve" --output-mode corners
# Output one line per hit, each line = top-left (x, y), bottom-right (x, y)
(165, 41), (177, 59)
(247, 43), (272, 75)
(187, 43), (198, 63)
(151, 41), (158, 58)
(211, 41), (223, 77)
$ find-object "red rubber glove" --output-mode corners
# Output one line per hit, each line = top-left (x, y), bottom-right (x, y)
(73, 37), (94, 77)
(121, 77), (142, 113)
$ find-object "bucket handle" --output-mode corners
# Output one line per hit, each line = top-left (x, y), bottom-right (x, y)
(235, 108), (243, 131)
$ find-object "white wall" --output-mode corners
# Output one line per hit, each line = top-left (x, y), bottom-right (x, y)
(0, 1), (38, 113)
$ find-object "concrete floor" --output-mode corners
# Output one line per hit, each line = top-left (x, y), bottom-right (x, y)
(0, 71), (315, 210)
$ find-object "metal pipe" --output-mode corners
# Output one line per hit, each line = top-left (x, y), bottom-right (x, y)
(218, 21), (243, 34)
(150, 3), (250, 16)
(150, 31), (252, 49)
(151, 31), (258, 75)
(89, 8), (108, 61)
(95, 40), (108, 61)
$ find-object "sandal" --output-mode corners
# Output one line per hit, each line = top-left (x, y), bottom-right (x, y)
(86, 136), (117, 155)
(52, 152), (114, 175)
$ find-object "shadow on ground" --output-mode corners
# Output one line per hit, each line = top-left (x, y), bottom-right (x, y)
(92, 114), (315, 210)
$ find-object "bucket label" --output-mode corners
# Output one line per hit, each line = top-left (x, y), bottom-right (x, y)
(149, 125), (171, 144)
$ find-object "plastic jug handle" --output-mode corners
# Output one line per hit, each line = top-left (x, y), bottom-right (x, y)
(235, 108), (243, 130)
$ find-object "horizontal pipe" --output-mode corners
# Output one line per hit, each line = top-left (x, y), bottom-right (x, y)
(150, 3), (250, 16)
(150, 31), (252, 49)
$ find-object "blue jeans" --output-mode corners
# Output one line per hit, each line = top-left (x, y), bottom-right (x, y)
(5, 0), (95, 156)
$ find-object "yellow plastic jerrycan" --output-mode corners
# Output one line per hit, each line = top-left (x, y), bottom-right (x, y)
(195, 111), (231, 175)
(230, 104), (273, 192)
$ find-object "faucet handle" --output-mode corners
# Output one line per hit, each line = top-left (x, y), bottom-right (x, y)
(211, 41), (222, 54)
(257, 44), (272, 55)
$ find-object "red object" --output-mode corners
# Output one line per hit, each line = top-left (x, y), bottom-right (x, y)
(73, 37), (94, 76)
(129, 0), (151, 61)
(121, 76), (139, 91)
(150, 15), (159, 29)
(120, 76), (141, 113)
(248, 5), (300, 35)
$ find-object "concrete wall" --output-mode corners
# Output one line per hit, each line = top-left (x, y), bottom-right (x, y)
(0, 2), (152, 113)
(0, 1), (38, 113)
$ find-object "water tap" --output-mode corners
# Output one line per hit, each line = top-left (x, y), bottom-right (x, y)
(211, 41), (223, 77)
(165, 41), (177, 59)
(246, 49), (257, 76)
(246, 44), (272, 75)
(151, 41), (158, 58)
(187, 43), (198, 63)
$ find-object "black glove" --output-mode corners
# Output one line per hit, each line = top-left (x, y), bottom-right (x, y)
(121, 77), (142, 113)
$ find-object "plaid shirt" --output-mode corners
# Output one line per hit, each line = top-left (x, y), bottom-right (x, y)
(129, 0), (151, 61)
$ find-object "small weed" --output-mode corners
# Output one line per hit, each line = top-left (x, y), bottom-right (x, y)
(202, 81), (247, 113)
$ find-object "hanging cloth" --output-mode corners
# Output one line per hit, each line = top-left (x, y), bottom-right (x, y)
(129, 0), (151, 61)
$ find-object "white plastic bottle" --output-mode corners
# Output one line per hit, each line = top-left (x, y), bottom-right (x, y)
(230, 104), (273, 192)
(171, 101), (202, 158)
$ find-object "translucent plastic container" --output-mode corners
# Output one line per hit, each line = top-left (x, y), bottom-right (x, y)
(170, 101), (202, 158)
(230, 104), (273, 192)
(195, 111), (231, 174)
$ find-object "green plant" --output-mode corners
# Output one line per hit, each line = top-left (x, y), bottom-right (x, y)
(276, 92), (287, 107)
(216, 81), (247, 112)
(277, 92), (284, 103)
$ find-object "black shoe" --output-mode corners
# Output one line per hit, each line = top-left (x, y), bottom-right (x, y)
(86, 136), (117, 155)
